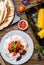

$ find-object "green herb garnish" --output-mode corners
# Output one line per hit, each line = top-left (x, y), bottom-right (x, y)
(41, 49), (44, 55)
(41, 46), (44, 55)
(34, 46), (39, 51)
(12, 45), (18, 52)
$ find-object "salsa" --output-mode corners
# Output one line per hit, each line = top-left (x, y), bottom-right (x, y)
(18, 20), (28, 30)
(19, 21), (27, 29)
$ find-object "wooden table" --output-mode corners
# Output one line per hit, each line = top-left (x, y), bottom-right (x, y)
(0, 0), (44, 65)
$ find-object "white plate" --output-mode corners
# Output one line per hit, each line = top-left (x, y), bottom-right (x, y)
(0, 30), (34, 65)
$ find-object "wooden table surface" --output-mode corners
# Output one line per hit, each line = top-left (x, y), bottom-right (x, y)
(0, 0), (44, 65)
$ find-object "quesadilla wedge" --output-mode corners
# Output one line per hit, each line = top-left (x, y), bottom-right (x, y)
(0, 0), (14, 30)
(0, 1), (5, 24)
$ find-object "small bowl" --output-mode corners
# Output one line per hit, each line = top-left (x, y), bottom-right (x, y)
(18, 20), (28, 30)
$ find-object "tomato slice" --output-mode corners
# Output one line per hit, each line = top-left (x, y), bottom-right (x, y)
(12, 52), (17, 56)
(8, 41), (15, 52)
(17, 40), (21, 48)
(19, 49), (23, 54)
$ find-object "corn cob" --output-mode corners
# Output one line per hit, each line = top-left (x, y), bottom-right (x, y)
(37, 9), (44, 29)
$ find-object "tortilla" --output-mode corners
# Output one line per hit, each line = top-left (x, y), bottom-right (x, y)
(0, 1), (5, 24)
(0, 0), (14, 30)
(2, 5), (7, 22)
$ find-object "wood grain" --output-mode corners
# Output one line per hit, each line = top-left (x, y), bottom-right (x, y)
(0, 0), (44, 65)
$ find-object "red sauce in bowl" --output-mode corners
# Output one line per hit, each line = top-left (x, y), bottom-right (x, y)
(18, 20), (28, 30)
(19, 21), (26, 28)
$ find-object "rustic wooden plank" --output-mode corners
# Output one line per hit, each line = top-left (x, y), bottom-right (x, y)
(13, 0), (38, 10)
(26, 59), (44, 64)
(0, 56), (6, 65)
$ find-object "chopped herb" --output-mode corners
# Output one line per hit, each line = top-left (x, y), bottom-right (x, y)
(34, 46), (39, 51)
(12, 45), (18, 52)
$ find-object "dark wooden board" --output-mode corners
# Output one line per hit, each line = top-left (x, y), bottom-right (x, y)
(25, 2), (44, 46)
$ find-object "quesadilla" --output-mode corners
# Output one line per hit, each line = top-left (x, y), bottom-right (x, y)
(0, 1), (5, 24)
(0, 0), (14, 30)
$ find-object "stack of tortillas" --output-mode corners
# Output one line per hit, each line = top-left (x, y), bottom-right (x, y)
(0, 0), (14, 30)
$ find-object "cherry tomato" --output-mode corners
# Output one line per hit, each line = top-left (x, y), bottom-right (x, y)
(18, 5), (25, 13)
(37, 0), (42, 3)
